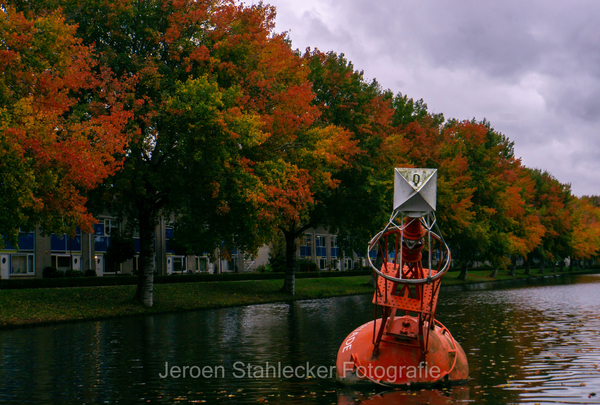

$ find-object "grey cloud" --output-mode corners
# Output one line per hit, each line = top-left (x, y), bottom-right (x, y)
(267, 0), (600, 195)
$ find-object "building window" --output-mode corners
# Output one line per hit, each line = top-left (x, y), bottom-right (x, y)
(300, 233), (312, 258)
(330, 235), (339, 258)
(316, 235), (327, 258)
(344, 258), (353, 270)
(171, 256), (187, 273)
(10, 254), (34, 274)
(17, 231), (35, 250)
(318, 258), (327, 270)
(51, 255), (72, 271)
(196, 256), (209, 272)
(104, 218), (120, 236)
(51, 229), (81, 252)
(104, 264), (121, 273)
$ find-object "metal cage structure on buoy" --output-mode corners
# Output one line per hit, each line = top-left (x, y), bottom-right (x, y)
(336, 168), (469, 387)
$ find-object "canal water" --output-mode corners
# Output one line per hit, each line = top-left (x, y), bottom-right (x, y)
(1, 274), (599, 404)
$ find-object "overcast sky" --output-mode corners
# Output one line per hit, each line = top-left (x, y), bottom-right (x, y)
(264, 0), (600, 197)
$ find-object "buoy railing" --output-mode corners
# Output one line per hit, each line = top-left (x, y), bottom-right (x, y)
(366, 211), (451, 285)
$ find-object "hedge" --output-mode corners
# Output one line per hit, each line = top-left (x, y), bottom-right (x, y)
(0, 269), (372, 290)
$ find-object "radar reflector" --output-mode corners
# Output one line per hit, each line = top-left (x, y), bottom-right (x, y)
(393, 168), (437, 216)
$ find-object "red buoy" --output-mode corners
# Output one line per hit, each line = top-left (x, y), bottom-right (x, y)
(336, 168), (468, 387)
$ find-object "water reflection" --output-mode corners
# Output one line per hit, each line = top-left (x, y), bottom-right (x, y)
(0, 274), (599, 404)
(441, 274), (600, 404)
(337, 385), (470, 404)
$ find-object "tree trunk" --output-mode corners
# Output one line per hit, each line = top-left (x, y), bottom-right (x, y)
(135, 209), (155, 307)
(489, 266), (498, 278)
(551, 261), (556, 273)
(559, 260), (564, 272)
(525, 257), (531, 275)
(538, 260), (544, 274)
(458, 261), (469, 281)
(281, 228), (297, 295)
(216, 251), (222, 274)
(509, 256), (516, 276)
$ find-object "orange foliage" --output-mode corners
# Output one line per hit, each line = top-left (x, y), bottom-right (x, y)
(394, 119), (475, 238)
(570, 196), (600, 259)
(0, 7), (132, 235)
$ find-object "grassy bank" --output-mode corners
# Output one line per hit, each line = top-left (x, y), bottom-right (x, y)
(0, 276), (373, 329)
(0, 268), (596, 329)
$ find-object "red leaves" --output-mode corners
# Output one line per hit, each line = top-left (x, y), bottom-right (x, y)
(0, 6), (132, 236)
(186, 45), (211, 67)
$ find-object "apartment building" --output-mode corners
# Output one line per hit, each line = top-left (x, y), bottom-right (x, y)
(1, 220), (357, 279)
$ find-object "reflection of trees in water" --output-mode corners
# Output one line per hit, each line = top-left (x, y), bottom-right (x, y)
(437, 275), (600, 404)
(440, 287), (557, 402)
(2, 276), (599, 404)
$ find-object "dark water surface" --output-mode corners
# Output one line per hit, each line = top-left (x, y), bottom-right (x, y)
(1, 274), (599, 404)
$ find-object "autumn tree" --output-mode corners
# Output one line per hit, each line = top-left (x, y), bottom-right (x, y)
(0, 5), (131, 247)
(14, 0), (359, 302)
(569, 196), (600, 267)
(499, 167), (545, 275)
(525, 168), (572, 273)
(255, 124), (359, 293)
(386, 109), (475, 253)
(303, 50), (396, 261)
(439, 120), (526, 280)
(161, 8), (359, 295)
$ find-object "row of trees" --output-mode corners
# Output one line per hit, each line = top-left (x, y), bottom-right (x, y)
(2, 1), (599, 307)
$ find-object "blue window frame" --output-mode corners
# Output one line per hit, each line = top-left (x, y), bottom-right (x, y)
(330, 235), (338, 258)
(299, 234), (312, 258)
(316, 235), (327, 258)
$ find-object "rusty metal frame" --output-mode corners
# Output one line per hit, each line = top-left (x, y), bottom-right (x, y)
(368, 210), (451, 358)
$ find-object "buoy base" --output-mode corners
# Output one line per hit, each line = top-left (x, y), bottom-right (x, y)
(336, 316), (469, 387)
